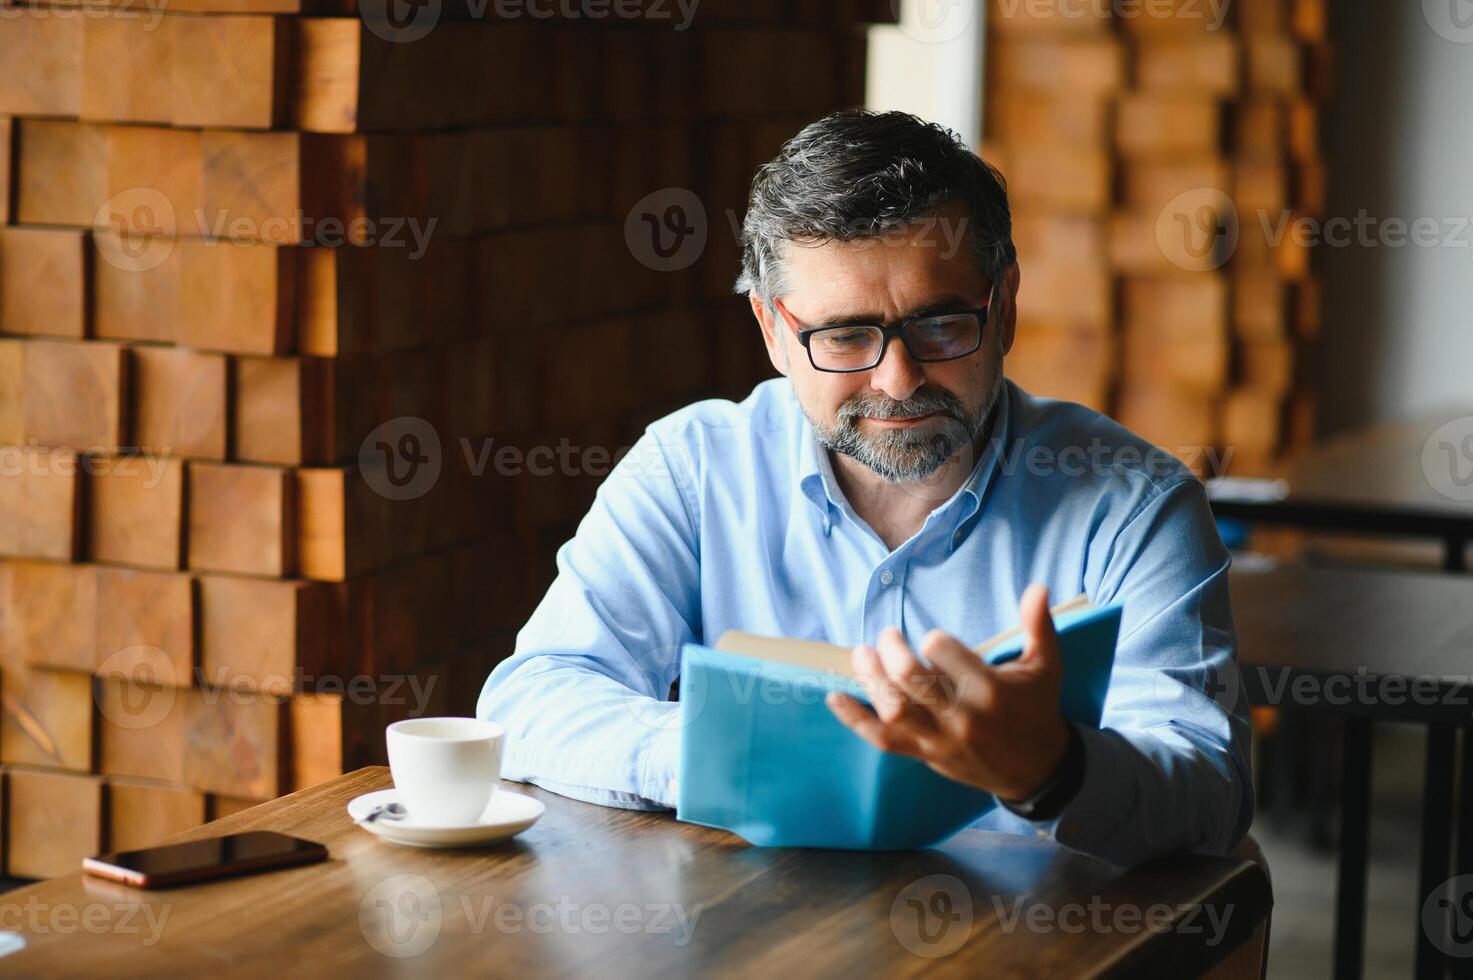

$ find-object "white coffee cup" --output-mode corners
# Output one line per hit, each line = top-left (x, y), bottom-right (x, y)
(386, 717), (505, 825)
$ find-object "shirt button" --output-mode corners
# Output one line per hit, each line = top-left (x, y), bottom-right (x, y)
(879, 569), (894, 586)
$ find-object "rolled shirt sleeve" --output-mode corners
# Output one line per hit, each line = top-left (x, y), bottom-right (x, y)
(476, 431), (698, 810)
(985, 479), (1253, 867)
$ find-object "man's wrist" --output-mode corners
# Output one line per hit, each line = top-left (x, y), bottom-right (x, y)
(999, 721), (1085, 822)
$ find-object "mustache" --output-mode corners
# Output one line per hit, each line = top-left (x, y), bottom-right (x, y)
(836, 387), (967, 424)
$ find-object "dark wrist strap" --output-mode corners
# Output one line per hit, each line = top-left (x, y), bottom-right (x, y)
(1002, 721), (1086, 823)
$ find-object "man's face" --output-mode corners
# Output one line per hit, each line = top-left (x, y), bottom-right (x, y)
(755, 205), (1018, 485)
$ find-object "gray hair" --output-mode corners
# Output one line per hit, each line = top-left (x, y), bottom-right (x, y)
(734, 110), (1017, 312)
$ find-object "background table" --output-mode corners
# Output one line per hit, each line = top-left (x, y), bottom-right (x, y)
(1211, 414), (1473, 572)
(1213, 412), (1473, 979)
(0, 767), (1270, 978)
(1232, 561), (1473, 978)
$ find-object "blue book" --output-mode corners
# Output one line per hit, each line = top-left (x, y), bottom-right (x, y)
(676, 600), (1122, 850)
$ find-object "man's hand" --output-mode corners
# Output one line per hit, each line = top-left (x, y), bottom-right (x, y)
(825, 583), (1071, 803)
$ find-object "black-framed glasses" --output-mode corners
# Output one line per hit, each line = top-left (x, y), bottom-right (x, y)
(774, 289), (993, 373)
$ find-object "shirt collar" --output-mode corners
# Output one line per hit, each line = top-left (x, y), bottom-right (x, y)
(794, 381), (1015, 546)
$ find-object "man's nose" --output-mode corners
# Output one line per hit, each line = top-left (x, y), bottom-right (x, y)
(868, 336), (925, 403)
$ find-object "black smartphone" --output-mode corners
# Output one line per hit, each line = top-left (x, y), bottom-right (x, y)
(83, 831), (328, 889)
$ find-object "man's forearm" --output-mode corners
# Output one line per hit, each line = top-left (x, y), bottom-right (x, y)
(477, 656), (682, 810)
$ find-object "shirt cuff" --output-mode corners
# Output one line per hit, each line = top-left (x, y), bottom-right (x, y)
(638, 708), (683, 809)
(1025, 724), (1132, 860)
(988, 724), (1109, 844)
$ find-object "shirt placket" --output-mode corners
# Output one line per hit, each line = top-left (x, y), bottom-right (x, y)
(861, 544), (912, 646)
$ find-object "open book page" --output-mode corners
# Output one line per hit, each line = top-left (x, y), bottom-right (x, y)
(709, 632), (853, 674)
(714, 594), (1094, 673)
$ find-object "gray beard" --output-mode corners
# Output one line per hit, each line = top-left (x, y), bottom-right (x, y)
(806, 369), (1004, 484)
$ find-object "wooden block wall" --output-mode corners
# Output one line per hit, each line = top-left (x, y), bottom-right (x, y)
(985, 0), (1329, 476)
(0, 2), (889, 877)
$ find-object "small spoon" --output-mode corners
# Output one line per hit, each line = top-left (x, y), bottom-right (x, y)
(358, 802), (408, 825)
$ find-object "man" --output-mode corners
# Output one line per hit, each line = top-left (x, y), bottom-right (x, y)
(478, 110), (1251, 867)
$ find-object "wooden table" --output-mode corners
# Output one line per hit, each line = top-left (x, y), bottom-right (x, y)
(0, 767), (1270, 978)
(1232, 561), (1473, 979)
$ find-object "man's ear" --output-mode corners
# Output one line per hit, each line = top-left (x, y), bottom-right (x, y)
(998, 262), (1021, 357)
(749, 292), (790, 377)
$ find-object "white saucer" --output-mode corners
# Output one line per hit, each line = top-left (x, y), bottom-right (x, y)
(347, 788), (544, 848)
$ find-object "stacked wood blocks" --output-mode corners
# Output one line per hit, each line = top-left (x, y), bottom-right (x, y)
(985, 0), (1329, 475)
(0, 0), (891, 877)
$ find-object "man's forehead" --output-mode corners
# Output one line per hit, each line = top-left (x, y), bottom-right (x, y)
(779, 216), (989, 321)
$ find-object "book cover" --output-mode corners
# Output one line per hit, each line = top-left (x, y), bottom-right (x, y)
(676, 603), (1123, 850)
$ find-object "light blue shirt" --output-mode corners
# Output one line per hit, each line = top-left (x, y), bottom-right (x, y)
(478, 378), (1252, 866)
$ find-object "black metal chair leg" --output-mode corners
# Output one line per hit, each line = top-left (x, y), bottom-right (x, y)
(1416, 724), (1456, 980)
(1336, 716), (1374, 979)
